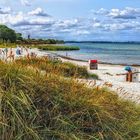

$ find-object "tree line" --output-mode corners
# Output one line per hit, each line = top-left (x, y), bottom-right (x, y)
(0, 25), (22, 43)
(0, 25), (64, 44)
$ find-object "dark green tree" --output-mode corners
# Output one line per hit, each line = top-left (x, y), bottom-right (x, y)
(0, 25), (17, 43)
(16, 33), (23, 41)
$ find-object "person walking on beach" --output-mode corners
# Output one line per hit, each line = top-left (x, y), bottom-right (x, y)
(25, 47), (30, 60)
(21, 46), (23, 54)
(0, 49), (5, 61)
(7, 48), (15, 62)
(16, 45), (22, 56)
(0, 49), (3, 60)
(4, 48), (8, 59)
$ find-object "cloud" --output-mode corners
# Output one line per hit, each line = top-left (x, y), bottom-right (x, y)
(93, 7), (140, 19)
(0, 11), (54, 27)
(92, 8), (109, 15)
(21, 0), (31, 6)
(73, 30), (90, 36)
(28, 8), (50, 17)
(1, 6), (140, 40)
(13, 18), (54, 27)
(108, 7), (139, 19)
(0, 7), (11, 14)
(103, 23), (135, 31)
(54, 19), (80, 29)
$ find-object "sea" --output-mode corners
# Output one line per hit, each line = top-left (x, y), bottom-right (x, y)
(52, 43), (140, 65)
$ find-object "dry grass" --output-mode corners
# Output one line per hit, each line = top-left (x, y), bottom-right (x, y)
(0, 60), (140, 140)
(0, 43), (16, 48)
(15, 57), (98, 79)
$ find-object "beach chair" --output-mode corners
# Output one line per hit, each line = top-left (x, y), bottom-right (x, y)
(89, 60), (98, 70)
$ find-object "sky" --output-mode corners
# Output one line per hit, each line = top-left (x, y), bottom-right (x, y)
(0, 0), (140, 41)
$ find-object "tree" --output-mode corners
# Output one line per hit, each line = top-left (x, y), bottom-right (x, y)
(0, 25), (17, 43)
(16, 33), (23, 41)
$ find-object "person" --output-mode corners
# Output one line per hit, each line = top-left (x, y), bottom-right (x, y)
(30, 51), (37, 58)
(0, 49), (6, 61)
(20, 46), (23, 54)
(7, 48), (15, 61)
(0, 48), (2, 58)
(16, 45), (20, 55)
(25, 47), (30, 60)
(4, 48), (8, 58)
(0, 49), (3, 60)
(1, 49), (5, 60)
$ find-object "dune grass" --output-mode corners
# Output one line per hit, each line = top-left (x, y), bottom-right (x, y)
(0, 60), (140, 139)
(37, 45), (80, 51)
(0, 43), (16, 48)
(0, 43), (80, 51)
(15, 57), (98, 79)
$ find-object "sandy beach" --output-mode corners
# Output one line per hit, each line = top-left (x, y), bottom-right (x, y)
(1, 48), (140, 103)
(61, 58), (140, 103)
(2, 2), (140, 138)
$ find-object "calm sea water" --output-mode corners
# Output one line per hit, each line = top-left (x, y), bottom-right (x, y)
(53, 43), (140, 65)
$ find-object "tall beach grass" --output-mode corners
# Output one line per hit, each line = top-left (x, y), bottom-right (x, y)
(15, 57), (98, 79)
(0, 60), (140, 139)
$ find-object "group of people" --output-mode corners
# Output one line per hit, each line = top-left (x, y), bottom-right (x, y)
(0, 45), (37, 62)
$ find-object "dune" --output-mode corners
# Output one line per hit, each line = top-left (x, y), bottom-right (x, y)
(1, 47), (140, 103)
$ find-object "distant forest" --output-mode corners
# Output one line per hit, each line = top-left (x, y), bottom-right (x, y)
(65, 41), (140, 44)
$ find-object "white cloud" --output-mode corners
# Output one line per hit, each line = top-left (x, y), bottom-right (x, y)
(21, 0), (31, 6)
(54, 19), (80, 29)
(28, 7), (50, 17)
(108, 7), (139, 19)
(93, 7), (140, 19)
(0, 7), (11, 14)
(0, 11), (53, 26)
(73, 30), (90, 35)
(92, 8), (109, 15)
(1, 6), (140, 40)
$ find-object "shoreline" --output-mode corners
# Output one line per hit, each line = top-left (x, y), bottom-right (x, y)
(0, 47), (140, 103)
(59, 55), (140, 104)
(1, 47), (140, 67)
(56, 54), (140, 67)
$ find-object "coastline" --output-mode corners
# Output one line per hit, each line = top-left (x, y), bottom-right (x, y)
(59, 54), (140, 103)
(56, 54), (140, 67)
(1, 47), (140, 103)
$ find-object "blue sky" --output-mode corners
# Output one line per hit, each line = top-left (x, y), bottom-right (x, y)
(0, 0), (140, 41)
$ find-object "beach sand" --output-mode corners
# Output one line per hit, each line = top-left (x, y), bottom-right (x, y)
(61, 58), (140, 103)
